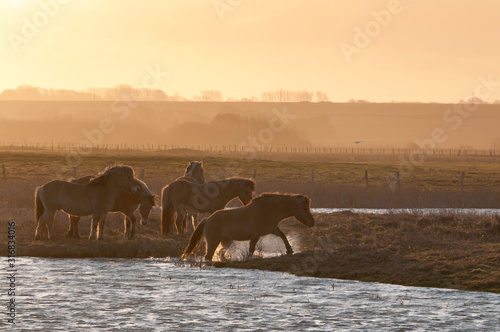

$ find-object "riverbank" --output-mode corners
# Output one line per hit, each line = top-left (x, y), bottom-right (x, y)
(6, 209), (499, 293)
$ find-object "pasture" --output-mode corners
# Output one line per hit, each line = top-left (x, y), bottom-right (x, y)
(0, 150), (499, 292)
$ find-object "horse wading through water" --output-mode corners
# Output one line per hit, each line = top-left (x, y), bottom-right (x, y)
(182, 193), (315, 261)
(161, 178), (255, 235)
(35, 165), (139, 240)
(66, 176), (155, 240)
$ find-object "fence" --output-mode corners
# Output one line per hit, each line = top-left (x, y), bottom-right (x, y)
(0, 141), (497, 157)
(0, 163), (477, 193)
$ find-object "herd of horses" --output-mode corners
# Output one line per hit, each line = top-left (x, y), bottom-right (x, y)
(34, 162), (315, 261)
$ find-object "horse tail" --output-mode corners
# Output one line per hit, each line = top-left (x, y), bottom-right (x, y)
(35, 187), (44, 222)
(182, 218), (206, 259)
(161, 186), (173, 235)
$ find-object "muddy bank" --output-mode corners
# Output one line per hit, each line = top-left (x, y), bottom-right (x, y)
(7, 211), (500, 293)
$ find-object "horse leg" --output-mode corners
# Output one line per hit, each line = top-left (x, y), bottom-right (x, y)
(218, 237), (233, 261)
(125, 213), (136, 240)
(35, 210), (53, 240)
(97, 214), (107, 241)
(89, 214), (99, 240)
(272, 227), (293, 255)
(186, 212), (194, 234)
(175, 209), (187, 234)
(205, 235), (222, 262)
(45, 210), (57, 240)
(67, 215), (81, 239)
(248, 236), (260, 258)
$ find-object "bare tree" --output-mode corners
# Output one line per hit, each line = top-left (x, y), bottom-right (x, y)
(316, 91), (330, 102)
(201, 90), (223, 101)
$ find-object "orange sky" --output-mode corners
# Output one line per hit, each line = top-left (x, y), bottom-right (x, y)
(1, 0), (500, 102)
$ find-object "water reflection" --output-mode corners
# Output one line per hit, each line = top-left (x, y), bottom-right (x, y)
(10, 257), (499, 331)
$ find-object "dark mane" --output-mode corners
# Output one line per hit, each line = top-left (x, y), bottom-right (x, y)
(87, 165), (131, 186)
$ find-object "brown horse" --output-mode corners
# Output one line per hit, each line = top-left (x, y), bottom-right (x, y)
(182, 193), (315, 261)
(178, 161), (207, 233)
(161, 178), (255, 235)
(35, 165), (139, 240)
(179, 161), (206, 185)
(159, 161), (207, 234)
(66, 176), (155, 240)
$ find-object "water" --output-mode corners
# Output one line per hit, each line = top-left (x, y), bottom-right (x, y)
(312, 208), (500, 216)
(6, 257), (499, 331)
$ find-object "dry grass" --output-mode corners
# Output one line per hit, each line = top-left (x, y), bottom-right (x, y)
(215, 212), (500, 293)
(1, 150), (499, 208)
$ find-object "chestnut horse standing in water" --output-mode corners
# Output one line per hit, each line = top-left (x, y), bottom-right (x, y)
(182, 193), (315, 261)
(66, 176), (155, 240)
(35, 165), (139, 240)
(161, 178), (255, 235)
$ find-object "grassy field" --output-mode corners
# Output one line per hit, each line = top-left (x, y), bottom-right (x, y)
(1, 149), (499, 208)
(1, 150), (499, 293)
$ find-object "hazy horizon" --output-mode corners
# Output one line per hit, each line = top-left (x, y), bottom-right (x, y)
(2, 1), (500, 103)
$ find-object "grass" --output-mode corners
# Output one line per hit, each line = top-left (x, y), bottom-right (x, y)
(1, 150), (499, 208)
(215, 212), (500, 293)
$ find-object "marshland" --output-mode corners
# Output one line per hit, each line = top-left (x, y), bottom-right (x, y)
(1, 149), (499, 293)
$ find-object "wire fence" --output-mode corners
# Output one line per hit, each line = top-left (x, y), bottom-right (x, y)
(0, 141), (497, 157)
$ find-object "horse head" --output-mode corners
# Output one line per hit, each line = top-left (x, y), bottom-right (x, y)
(237, 179), (255, 205)
(185, 161), (206, 184)
(139, 194), (156, 225)
(294, 195), (315, 227)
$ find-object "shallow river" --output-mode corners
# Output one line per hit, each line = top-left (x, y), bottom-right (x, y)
(6, 257), (499, 331)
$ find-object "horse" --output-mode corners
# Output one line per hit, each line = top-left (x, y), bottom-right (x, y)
(161, 178), (255, 236)
(182, 193), (315, 262)
(179, 161), (206, 185)
(66, 176), (156, 240)
(35, 165), (139, 240)
(160, 161), (207, 233)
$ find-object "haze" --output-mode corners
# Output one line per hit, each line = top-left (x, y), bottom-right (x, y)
(1, 1), (499, 150)
(2, 0), (500, 102)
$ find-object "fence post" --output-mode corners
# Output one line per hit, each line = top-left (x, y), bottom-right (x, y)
(140, 169), (145, 180)
(253, 170), (257, 180)
(364, 170), (368, 188)
(2, 164), (6, 183)
(461, 171), (465, 194)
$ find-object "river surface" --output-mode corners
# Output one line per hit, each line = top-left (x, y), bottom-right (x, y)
(6, 257), (499, 331)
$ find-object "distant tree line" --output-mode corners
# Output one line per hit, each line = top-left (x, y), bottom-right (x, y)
(0, 85), (334, 102)
(4, 85), (499, 104)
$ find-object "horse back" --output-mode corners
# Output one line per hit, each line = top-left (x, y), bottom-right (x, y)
(39, 179), (107, 215)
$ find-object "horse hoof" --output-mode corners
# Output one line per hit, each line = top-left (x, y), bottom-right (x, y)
(286, 251), (293, 255)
